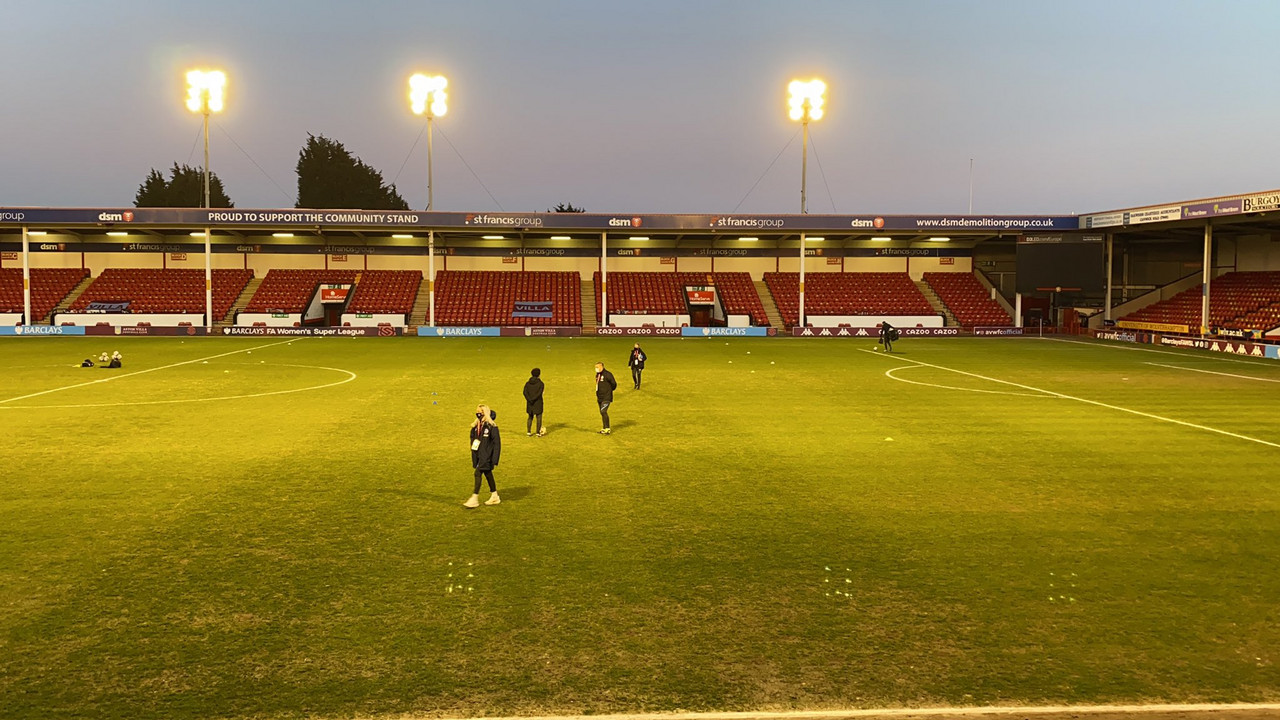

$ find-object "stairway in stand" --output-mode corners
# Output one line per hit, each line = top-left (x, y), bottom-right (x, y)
(409, 275), (432, 327)
(46, 275), (95, 324)
(580, 279), (597, 333)
(218, 276), (262, 327)
(914, 279), (956, 326)
(754, 280), (785, 332)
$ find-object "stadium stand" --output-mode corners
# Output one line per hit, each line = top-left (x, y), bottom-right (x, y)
(923, 272), (1012, 327)
(763, 272), (935, 327)
(345, 270), (422, 314)
(244, 270), (359, 313)
(68, 268), (252, 319)
(1120, 270), (1280, 330)
(592, 272), (768, 325)
(245, 269), (423, 316)
(434, 270), (581, 326)
(0, 268), (89, 322)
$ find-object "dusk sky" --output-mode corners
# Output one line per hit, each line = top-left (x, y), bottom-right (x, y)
(4, 0), (1277, 216)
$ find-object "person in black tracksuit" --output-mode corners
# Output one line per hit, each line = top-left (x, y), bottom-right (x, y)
(594, 362), (617, 435)
(627, 343), (647, 389)
(524, 368), (545, 436)
(879, 321), (896, 352)
(464, 405), (501, 508)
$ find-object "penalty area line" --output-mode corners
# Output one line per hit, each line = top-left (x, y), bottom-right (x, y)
(860, 349), (1280, 449)
(0, 338), (300, 406)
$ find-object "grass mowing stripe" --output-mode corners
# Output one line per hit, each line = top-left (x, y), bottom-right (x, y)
(861, 349), (1280, 449)
(426, 701), (1280, 720)
(1145, 362), (1280, 383)
(0, 338), (299, 406)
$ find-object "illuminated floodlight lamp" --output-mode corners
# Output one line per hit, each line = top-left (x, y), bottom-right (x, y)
(787, 79), (825, 122)
(738, 237), (758, 242)
(807, 237), (824, 242)
(106, 231), (128, 236)
(272, 232), (294, 238)
(392, 234), (414, 239)
(928, 237), (951, 242)
(550, 235), (572, 241)
(482, 235), (504, 240)
(629, 236), (649, 241)
(409, 74), (448, 117)
(27, 231), (47, 236)
(186, 70), (226, 114)
(409, 73), (449, 211)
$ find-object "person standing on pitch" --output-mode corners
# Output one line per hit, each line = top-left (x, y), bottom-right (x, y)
(464, 404), (502, 508)
(626, 342), (647, 389)
(524, 368), (545, 437)
(594, 361), (617, 435)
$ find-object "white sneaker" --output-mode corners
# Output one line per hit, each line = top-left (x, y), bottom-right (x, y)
(463, 494), (480, 508)
(599, 428), (611, 435)
(484, 492), (501, 505)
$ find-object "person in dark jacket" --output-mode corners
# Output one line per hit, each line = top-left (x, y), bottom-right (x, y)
(594, 362), (617, 435)
(524, 368), (545, 437)
(464, 404), (502, 508)
(626, 343), (647, 389)
(878, 321), (896, 353)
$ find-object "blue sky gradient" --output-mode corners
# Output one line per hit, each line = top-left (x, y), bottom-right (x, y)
(3, 0), (1277, 215)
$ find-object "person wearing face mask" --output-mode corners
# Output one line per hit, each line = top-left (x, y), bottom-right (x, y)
(464, 404), (502, 508)
(594, 361), (617, 435)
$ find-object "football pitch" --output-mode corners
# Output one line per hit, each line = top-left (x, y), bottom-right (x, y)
(2, 335), (1278, 720)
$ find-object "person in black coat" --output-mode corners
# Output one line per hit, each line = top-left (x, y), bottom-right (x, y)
(464, 404), (502, 508)
(626, 343), (647, 389)
(879, 321), (896, 353)
(524, 368), (545, 436)
(594, 361), (617, 435)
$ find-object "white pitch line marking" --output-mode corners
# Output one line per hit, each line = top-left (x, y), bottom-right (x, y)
(1145, 361), (1280, 383)
(1040, 336), (1279, 367)
(884, 365), (1053, 398)
(395, 701), (1280, 720)
(0, 363), (357, 410)
(861, 350), (1280, 449)
(0, 339), (298, 405)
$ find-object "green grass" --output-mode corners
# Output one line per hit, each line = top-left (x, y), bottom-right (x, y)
(1, 335), (1278, 719)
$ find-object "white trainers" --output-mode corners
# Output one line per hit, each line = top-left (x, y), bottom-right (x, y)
(599, 428), (611, 435)
(463, 494), (480, 508)
(484, 492), (501, 505)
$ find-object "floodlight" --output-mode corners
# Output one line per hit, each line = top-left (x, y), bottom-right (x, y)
(409, 74), (448, 117)
(186, 70), (226, 114)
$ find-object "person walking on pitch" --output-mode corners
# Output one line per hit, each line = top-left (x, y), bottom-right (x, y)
(627, 343), (647, 389)
(464, 405), (502, 508)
